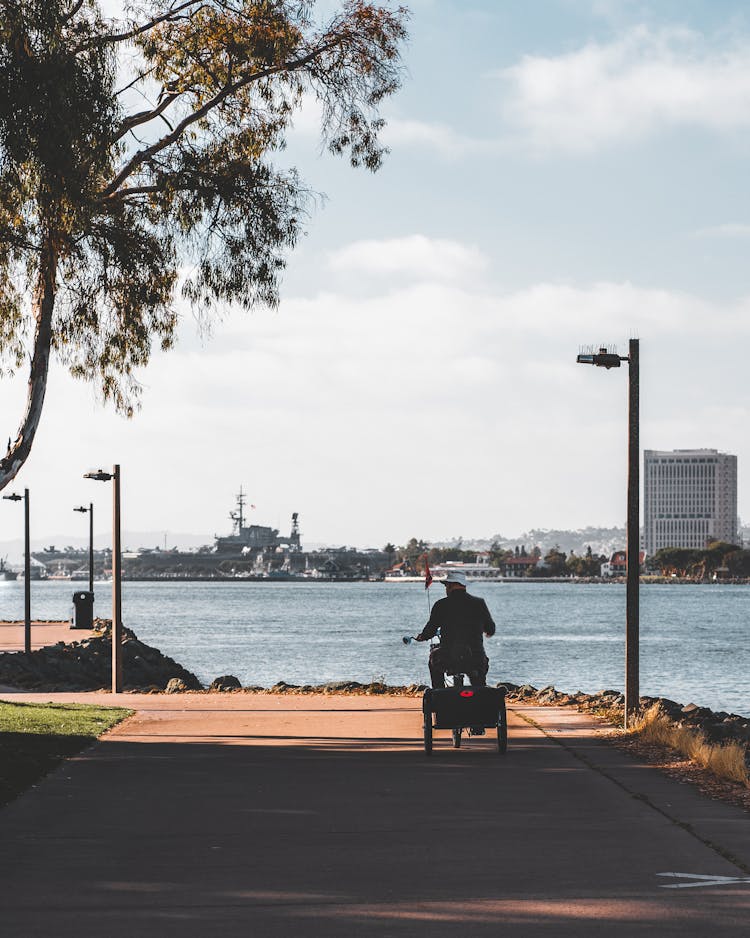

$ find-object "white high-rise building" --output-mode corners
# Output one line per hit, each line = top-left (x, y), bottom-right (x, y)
(643, 449), (738, 555)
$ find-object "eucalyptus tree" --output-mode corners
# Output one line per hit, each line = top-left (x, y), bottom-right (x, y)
(0, 0), (408, 487)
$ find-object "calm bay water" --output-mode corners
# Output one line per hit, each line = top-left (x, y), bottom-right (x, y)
(1, 580), (748, 716)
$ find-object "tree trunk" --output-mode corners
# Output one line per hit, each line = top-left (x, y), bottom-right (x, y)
(0, 243), (56, 491)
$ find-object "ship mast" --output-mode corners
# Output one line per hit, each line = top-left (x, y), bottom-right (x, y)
(229, 486), (247, 535)
(290, 512), (301, 552)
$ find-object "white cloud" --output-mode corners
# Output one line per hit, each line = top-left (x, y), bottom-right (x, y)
(285, 99), (483, 162)
(500, 27), (750, 152)
(693, 223), (750, 238)
(380, 118), (485, 159)
(327, 235), (489, 282)
(6, 252), (750, 545)
(285, 104), (486, 167)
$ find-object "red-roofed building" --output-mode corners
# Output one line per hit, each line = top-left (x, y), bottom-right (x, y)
(601, 550), (646, 577)
(498, 555), (541, 577)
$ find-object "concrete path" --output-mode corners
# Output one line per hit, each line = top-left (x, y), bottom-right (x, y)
(1, 692), (749, 936)
(0, 620), (93, 652)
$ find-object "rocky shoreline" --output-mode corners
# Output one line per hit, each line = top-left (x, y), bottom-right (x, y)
(0, 628), (747, 765)
(0, 623), (202, 692)
(251, 680), (750, 757)
(0, 625), (427, 696)
(501, 682), (750, 753)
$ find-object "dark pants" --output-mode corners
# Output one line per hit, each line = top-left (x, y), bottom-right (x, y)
(428, 644), (489, 689)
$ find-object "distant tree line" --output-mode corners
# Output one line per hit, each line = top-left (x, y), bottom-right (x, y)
(384, 538), (607, 578)
(649, 541), (750, 578)
(525, 545), (607, 578)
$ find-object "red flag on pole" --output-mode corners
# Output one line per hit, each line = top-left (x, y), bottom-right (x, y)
(424, 557), (433, 590)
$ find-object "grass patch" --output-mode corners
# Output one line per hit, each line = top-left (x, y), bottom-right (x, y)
(629, 704), (749, 787)
(0, 700), (132, 807)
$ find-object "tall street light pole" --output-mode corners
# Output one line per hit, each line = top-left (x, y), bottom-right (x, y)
(3, 488), (31, 653)
(576, 340), (640, 727)
(73, 503), (95, 593)
(84, 467), (122, 693)
(626, 340), (640, 725)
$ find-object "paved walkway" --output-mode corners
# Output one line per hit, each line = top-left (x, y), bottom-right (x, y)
(0, 620), (93, 652)
(1, 692), (749, 936)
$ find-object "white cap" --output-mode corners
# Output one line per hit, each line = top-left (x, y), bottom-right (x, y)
(443, 570), (467, 587)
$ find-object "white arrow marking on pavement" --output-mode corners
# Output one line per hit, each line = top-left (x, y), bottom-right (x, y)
(658, 872), (750, 889)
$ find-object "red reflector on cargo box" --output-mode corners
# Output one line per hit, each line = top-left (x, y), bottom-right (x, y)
(460, 690), (474, 698)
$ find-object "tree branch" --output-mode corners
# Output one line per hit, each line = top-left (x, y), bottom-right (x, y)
(109, 184), (163, 199)
(114, 92), (181, 142)
(101, 38), (340, 199)
(77, 0), (208, 50)
(62, 0), (85, 26)
(0, 231), (38, 252)
(115, 64), (158, 97)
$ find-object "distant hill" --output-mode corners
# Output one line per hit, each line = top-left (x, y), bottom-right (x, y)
(0, 531), (213, 565)
(0, 526), (637, 568)
(430, 527), (626, 557)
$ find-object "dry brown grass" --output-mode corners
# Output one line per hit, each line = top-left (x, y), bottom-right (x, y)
(628, 704), (749, 787)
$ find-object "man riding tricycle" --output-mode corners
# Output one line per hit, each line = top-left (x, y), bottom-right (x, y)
(405, 570), (507, 755)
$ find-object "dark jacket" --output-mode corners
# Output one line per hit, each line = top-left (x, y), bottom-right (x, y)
(417, 589), (496, 655)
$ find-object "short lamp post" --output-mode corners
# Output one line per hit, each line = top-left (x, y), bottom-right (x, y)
(73, 503), (94, 594)
(2, 488), (30, 653)
(84, 466), (122, 693)
(576, 339), (640, 727)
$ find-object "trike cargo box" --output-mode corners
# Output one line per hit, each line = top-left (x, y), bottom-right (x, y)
(423, 686), (506, 730)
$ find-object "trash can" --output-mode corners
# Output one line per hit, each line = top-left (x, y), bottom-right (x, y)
(72, 591), (94, 630)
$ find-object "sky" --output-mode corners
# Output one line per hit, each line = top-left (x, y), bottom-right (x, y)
(4, 0), (750, 550)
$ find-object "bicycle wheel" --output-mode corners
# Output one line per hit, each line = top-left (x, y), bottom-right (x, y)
(424, 711), (433, 755)
(452, 727), (462, 748)
(497, 696), (508, 755)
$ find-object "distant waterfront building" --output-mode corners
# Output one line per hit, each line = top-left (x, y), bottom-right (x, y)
(600, 550), (646, 577)
(643, 449), (738, 555)
(431, 556), (505, 580)
(497, 555), (540, 578)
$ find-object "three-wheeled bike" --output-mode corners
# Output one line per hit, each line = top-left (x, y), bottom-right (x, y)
(422, 682), (507, 755)
(404, 636), (508, 755)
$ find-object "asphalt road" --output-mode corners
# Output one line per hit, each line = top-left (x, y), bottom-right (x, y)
(1, 692), (749, 936)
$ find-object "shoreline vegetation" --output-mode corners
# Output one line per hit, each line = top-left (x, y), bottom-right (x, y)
(505, 683), (749, 786)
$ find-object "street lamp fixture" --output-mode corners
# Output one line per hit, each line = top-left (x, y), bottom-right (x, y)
(84, 470), (113, 482)
(576, 346), (624, 369)
(3, 489), (31, 653)
(84, 465), (122, 693)
(577, 339), (640, 728)
(74, 504), (95, 594)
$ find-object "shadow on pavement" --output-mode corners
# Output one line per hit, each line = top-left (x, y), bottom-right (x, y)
(2, 723), (749, 937)
(0, 731), (94, 806)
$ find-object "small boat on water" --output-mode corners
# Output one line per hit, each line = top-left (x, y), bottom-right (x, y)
(0, 558), (17, 581)
(18, 559), (47, 580)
